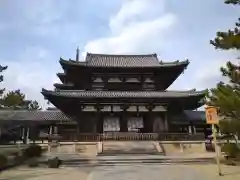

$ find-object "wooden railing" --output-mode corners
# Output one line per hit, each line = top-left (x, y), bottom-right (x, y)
(49, 132), (205, 142)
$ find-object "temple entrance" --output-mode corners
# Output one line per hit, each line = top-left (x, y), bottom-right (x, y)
(102, 115), (145, 133)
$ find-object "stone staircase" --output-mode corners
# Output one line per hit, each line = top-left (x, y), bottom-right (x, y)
(59, 155), (215, 167)
(100, 141), (163, 155)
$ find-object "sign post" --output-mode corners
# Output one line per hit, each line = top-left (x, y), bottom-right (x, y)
(205, 106), (222, 176)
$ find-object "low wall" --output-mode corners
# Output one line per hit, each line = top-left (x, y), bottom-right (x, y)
(159, 142), (207, 155)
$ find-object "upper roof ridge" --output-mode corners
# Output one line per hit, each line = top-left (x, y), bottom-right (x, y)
(86, 52), (157, 57)
(59, 54), (189, 68)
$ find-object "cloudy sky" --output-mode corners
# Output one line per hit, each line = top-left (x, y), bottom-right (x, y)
(0, 0), (239, 109)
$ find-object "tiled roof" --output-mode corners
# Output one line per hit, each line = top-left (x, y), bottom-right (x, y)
(54, 83), (73, 88)
(170, 110), (206, 124)
(57, 73), (66, 82)
(86, 53), (159, 67)
(184, 110), (206, 121)
(42, 89), (206, 98)
(0, 110), (70, 121)
(59, 53), (189, 68)
(0, 110), (206, 122)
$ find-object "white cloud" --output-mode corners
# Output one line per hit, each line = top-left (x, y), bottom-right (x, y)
(1, 0), (237, 111)
(1, 47), (60, 109)
(193, 57), (239, 89)
(83, 0), (177, 55)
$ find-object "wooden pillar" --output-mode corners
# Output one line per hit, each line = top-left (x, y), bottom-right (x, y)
(144, 113), (153, 133)
(54, 126), (58, 134)
(120, 111), (128, 132)
(164, 113), (168, 132)
(49, 125), (53, 135)
(193, 125), (196, 134)
(97, 114), (103, 133)
(188, 125), (192, 134)
(22, 127), (26, 144)
(30, 125), (38, 143)
(26, 127), (30, 144)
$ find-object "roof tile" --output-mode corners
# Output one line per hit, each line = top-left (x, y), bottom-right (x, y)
(42, 89), (206, 98)
(0, 110), (70, 121)
(60, 53), (189, 68)
(86, 53), (159, 67)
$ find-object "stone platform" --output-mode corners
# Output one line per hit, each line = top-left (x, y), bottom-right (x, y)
(100, 141), (162, 155)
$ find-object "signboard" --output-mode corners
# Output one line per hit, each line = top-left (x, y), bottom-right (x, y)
(205, 106), (219, 124)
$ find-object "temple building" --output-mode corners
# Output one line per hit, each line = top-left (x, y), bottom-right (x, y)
(0, 51), (211, 143)
(41, 52), (207, 135)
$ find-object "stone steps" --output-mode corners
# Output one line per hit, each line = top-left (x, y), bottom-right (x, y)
(60, 156), (215, 166)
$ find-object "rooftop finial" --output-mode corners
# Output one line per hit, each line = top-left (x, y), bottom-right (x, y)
(76, 46), (79, 61)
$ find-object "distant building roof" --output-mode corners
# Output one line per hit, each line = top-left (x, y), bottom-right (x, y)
(0, 110), (69, 121)
(184, 110), (206, 121)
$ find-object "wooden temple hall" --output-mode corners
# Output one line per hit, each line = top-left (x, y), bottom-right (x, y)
(41, 52), (208, 134)
(0, 51), (210, 143)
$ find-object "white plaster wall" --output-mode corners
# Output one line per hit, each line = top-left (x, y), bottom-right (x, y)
(127, 117), (143, 131)
(103, 116), (120, 132)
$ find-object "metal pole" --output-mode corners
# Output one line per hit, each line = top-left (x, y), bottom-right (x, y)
(212, 124), (223, 176)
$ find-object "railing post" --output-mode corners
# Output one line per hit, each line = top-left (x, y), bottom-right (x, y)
(180, 143), (184, 152)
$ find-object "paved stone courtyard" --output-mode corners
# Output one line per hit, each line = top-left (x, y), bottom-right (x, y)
(1, 164), (240, 180)
(1, 142), (240, 180)
(87, 164), (211, 180)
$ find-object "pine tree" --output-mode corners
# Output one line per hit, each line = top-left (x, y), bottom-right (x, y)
(0, 65), (7, 107)
(208, 0), (240, 120)
(0, 65), (41, 110)
(2, 89), (41, 110)
(208, 0), (240, 156)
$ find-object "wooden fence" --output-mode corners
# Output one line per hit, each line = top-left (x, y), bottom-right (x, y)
(45, 132), (205, 142)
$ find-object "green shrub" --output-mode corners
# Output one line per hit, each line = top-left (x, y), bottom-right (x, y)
(48, 157), (62, 168)
(222, 143), (240, 158)
(24, 144), (42, 158)
(13, 153), (25, 164)
(0, 154), (8, 169)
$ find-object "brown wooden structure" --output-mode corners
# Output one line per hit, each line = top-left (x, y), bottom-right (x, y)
(42, 52), (207, 135)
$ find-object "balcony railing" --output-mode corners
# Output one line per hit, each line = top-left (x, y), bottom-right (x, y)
(46, 132), (205, 142)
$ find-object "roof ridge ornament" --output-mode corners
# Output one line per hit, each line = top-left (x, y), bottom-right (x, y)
(76, 47), (79, 61)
